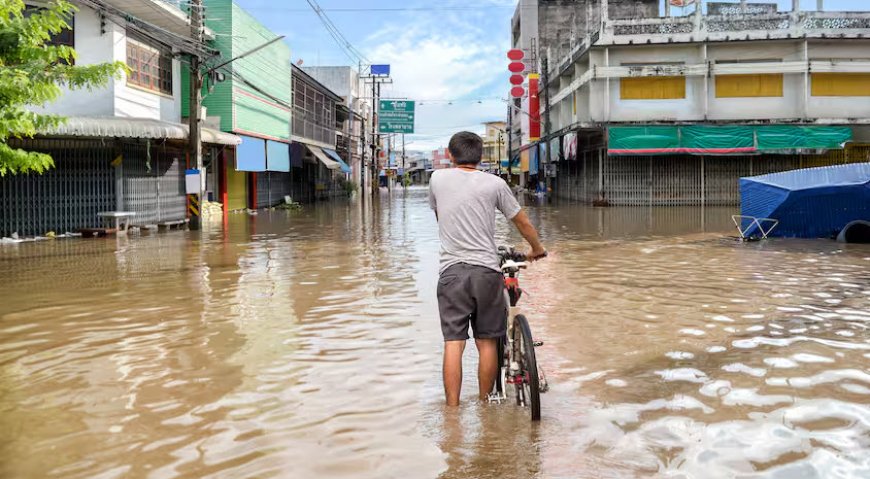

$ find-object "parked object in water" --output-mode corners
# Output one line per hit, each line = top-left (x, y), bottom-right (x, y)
(837, 220), (870, 244)
(739, 163), (870, 239)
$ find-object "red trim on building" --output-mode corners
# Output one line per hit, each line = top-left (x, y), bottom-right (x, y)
(232, 127), (291, 144)
(234, 88), (292, 112)
(608, 147), (758, 155)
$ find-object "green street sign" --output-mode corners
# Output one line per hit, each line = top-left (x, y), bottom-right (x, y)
(379, 100), (415, 134)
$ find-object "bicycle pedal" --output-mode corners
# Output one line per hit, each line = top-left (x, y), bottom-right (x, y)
(533, 341), (544, 347)
(487, 393), (505, 404)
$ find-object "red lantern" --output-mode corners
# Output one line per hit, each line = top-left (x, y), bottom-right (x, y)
(509, 74), (524, 85)
(508, 62), (525, 73)
(507, 49), (524, 61)
(510, 86), (525, 98)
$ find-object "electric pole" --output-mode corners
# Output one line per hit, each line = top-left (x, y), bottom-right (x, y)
(541, 55), (552, 196)
(188, 0), (204, 230)
(497, 130), (503, 179)
(401, 133), (406, 190)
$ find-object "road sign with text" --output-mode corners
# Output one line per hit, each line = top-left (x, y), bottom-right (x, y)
(378, 100), (415, 134)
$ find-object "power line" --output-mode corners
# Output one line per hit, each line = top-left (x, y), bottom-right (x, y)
(305, 0), (369, 66)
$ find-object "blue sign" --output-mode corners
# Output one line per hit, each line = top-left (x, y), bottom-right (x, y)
(371, 64), (390, 76)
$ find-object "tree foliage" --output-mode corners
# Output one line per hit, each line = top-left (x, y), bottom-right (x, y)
(0, 0), (127, 176)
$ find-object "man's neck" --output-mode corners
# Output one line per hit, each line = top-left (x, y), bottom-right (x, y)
(457, 165), (478, 171)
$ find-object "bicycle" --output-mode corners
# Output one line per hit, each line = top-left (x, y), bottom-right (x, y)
(489, 246), (548, 421)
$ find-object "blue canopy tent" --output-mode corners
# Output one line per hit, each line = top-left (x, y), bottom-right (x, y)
(739, 163), (870, 238)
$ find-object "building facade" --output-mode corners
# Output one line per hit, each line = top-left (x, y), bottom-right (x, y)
(514, 0), (870, 205)
(290, 65), (351, 203)
(2, 0), (239, 237)
(190, 0), (294, 211)
(302, 66), (372, 189)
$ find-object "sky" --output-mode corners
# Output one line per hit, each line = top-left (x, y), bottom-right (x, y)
(232, 0), (868, 152)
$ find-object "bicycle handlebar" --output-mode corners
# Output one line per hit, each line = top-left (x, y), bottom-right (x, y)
(498, 246), (547, 265)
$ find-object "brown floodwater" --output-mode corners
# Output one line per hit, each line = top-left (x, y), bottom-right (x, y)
(1, 188), (869, 478)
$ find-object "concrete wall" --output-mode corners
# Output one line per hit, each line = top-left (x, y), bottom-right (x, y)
(31, 6), (182, 122)
(604, 44), (705, 122)
(30, 7), (115, 117)
(807, 41), (870, 119)
(608, 0), (659, 20)
(553, 38), (870, 130)
(706, 41), (804, 121)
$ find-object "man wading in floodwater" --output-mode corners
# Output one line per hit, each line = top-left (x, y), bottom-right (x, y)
(429, 131), (547, 406)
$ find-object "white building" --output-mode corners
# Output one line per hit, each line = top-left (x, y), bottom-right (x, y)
(515, 0), (870, 206)
(303, 66), (373, 189)
(4, 0), (238, 237)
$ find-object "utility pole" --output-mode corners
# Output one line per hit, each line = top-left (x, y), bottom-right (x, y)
(497, 130), (503, 179)
(506, 105), (513, 185)
(401, 133), (406, 190)
(541, 55), (552, 197)
(188, 0), (204, 230)
(361, 72), (392, 198)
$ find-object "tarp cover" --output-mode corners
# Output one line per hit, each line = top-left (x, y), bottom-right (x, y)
(609, 125), (852, 156)
(739, 163), (870, 238)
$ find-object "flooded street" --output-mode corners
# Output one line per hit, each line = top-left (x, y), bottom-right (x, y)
(1, 188), (869, 478)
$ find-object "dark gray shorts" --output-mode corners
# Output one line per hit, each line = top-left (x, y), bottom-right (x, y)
(437, 263), (507, 341)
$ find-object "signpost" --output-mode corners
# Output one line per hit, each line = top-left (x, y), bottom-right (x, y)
(378, 99), (415, 134)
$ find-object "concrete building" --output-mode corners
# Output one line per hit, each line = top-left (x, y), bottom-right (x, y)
(519, 0), (870, 205)
(482, 121), (508, 175)
(290, 65), (352, 203)
(3, 0), (239, 237)
(195, 0), (294, 211)
(302, 66), (372, 189)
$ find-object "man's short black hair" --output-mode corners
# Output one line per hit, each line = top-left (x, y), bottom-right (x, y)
(448, 131), (483, 165)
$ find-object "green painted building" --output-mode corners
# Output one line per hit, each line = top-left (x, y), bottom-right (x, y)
(182, 0), (293, 211)
(183, 0), (292, 142)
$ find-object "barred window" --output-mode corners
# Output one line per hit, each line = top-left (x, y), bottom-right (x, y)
(126, 38), (172, 95)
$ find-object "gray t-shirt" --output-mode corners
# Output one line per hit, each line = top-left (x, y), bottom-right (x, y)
(429, 168), (522, 273)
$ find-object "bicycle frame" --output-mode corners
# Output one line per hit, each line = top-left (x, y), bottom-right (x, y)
(491, 259), (525, 403)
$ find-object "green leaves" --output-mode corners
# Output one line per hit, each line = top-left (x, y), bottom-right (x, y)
(0, 0), (126, 176)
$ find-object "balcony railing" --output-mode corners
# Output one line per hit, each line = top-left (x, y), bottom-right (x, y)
(549, 11), (870, 76)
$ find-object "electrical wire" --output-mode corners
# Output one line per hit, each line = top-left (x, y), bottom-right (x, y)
(304, 0), (370, 67)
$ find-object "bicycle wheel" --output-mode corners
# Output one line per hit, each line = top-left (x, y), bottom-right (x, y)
(512, 314), (541, 421)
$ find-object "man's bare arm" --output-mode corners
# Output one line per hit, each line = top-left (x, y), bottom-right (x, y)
(511, 210), (546, 259)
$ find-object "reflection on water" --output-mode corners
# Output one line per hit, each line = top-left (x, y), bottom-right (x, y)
(1, 188), (868, 478)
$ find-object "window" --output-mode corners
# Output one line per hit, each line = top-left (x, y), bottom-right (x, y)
(714, 59), (783, 98)
(620, 77), (686, 100)
(716, 74), (783, 98)
(619, 63), (687, 100)
(811, 73), (870, 97)
(126, 38), (172, 95)
(24, 4), (75, 64)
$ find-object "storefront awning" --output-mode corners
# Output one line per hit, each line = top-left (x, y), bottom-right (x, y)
(38, 116), (242, 145)
(323, 148), (351, 174)
(609, 125), (852, 156)
(267, 141), (290, 172)
(306, 145), (341, 170)
(237, 135), (266, 172)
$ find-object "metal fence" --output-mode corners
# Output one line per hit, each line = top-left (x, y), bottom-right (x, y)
(1, 139), (115, 237)
(121, 141), (186, 225)
(256, 172), (292, 208)
(1, 138), (189, 237)
(554, 148), (869, 206)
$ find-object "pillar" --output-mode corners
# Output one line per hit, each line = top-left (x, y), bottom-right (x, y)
(817, 0), (824, 12)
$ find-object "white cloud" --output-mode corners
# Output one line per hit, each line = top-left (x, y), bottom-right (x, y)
(362, 8), (512, 153)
